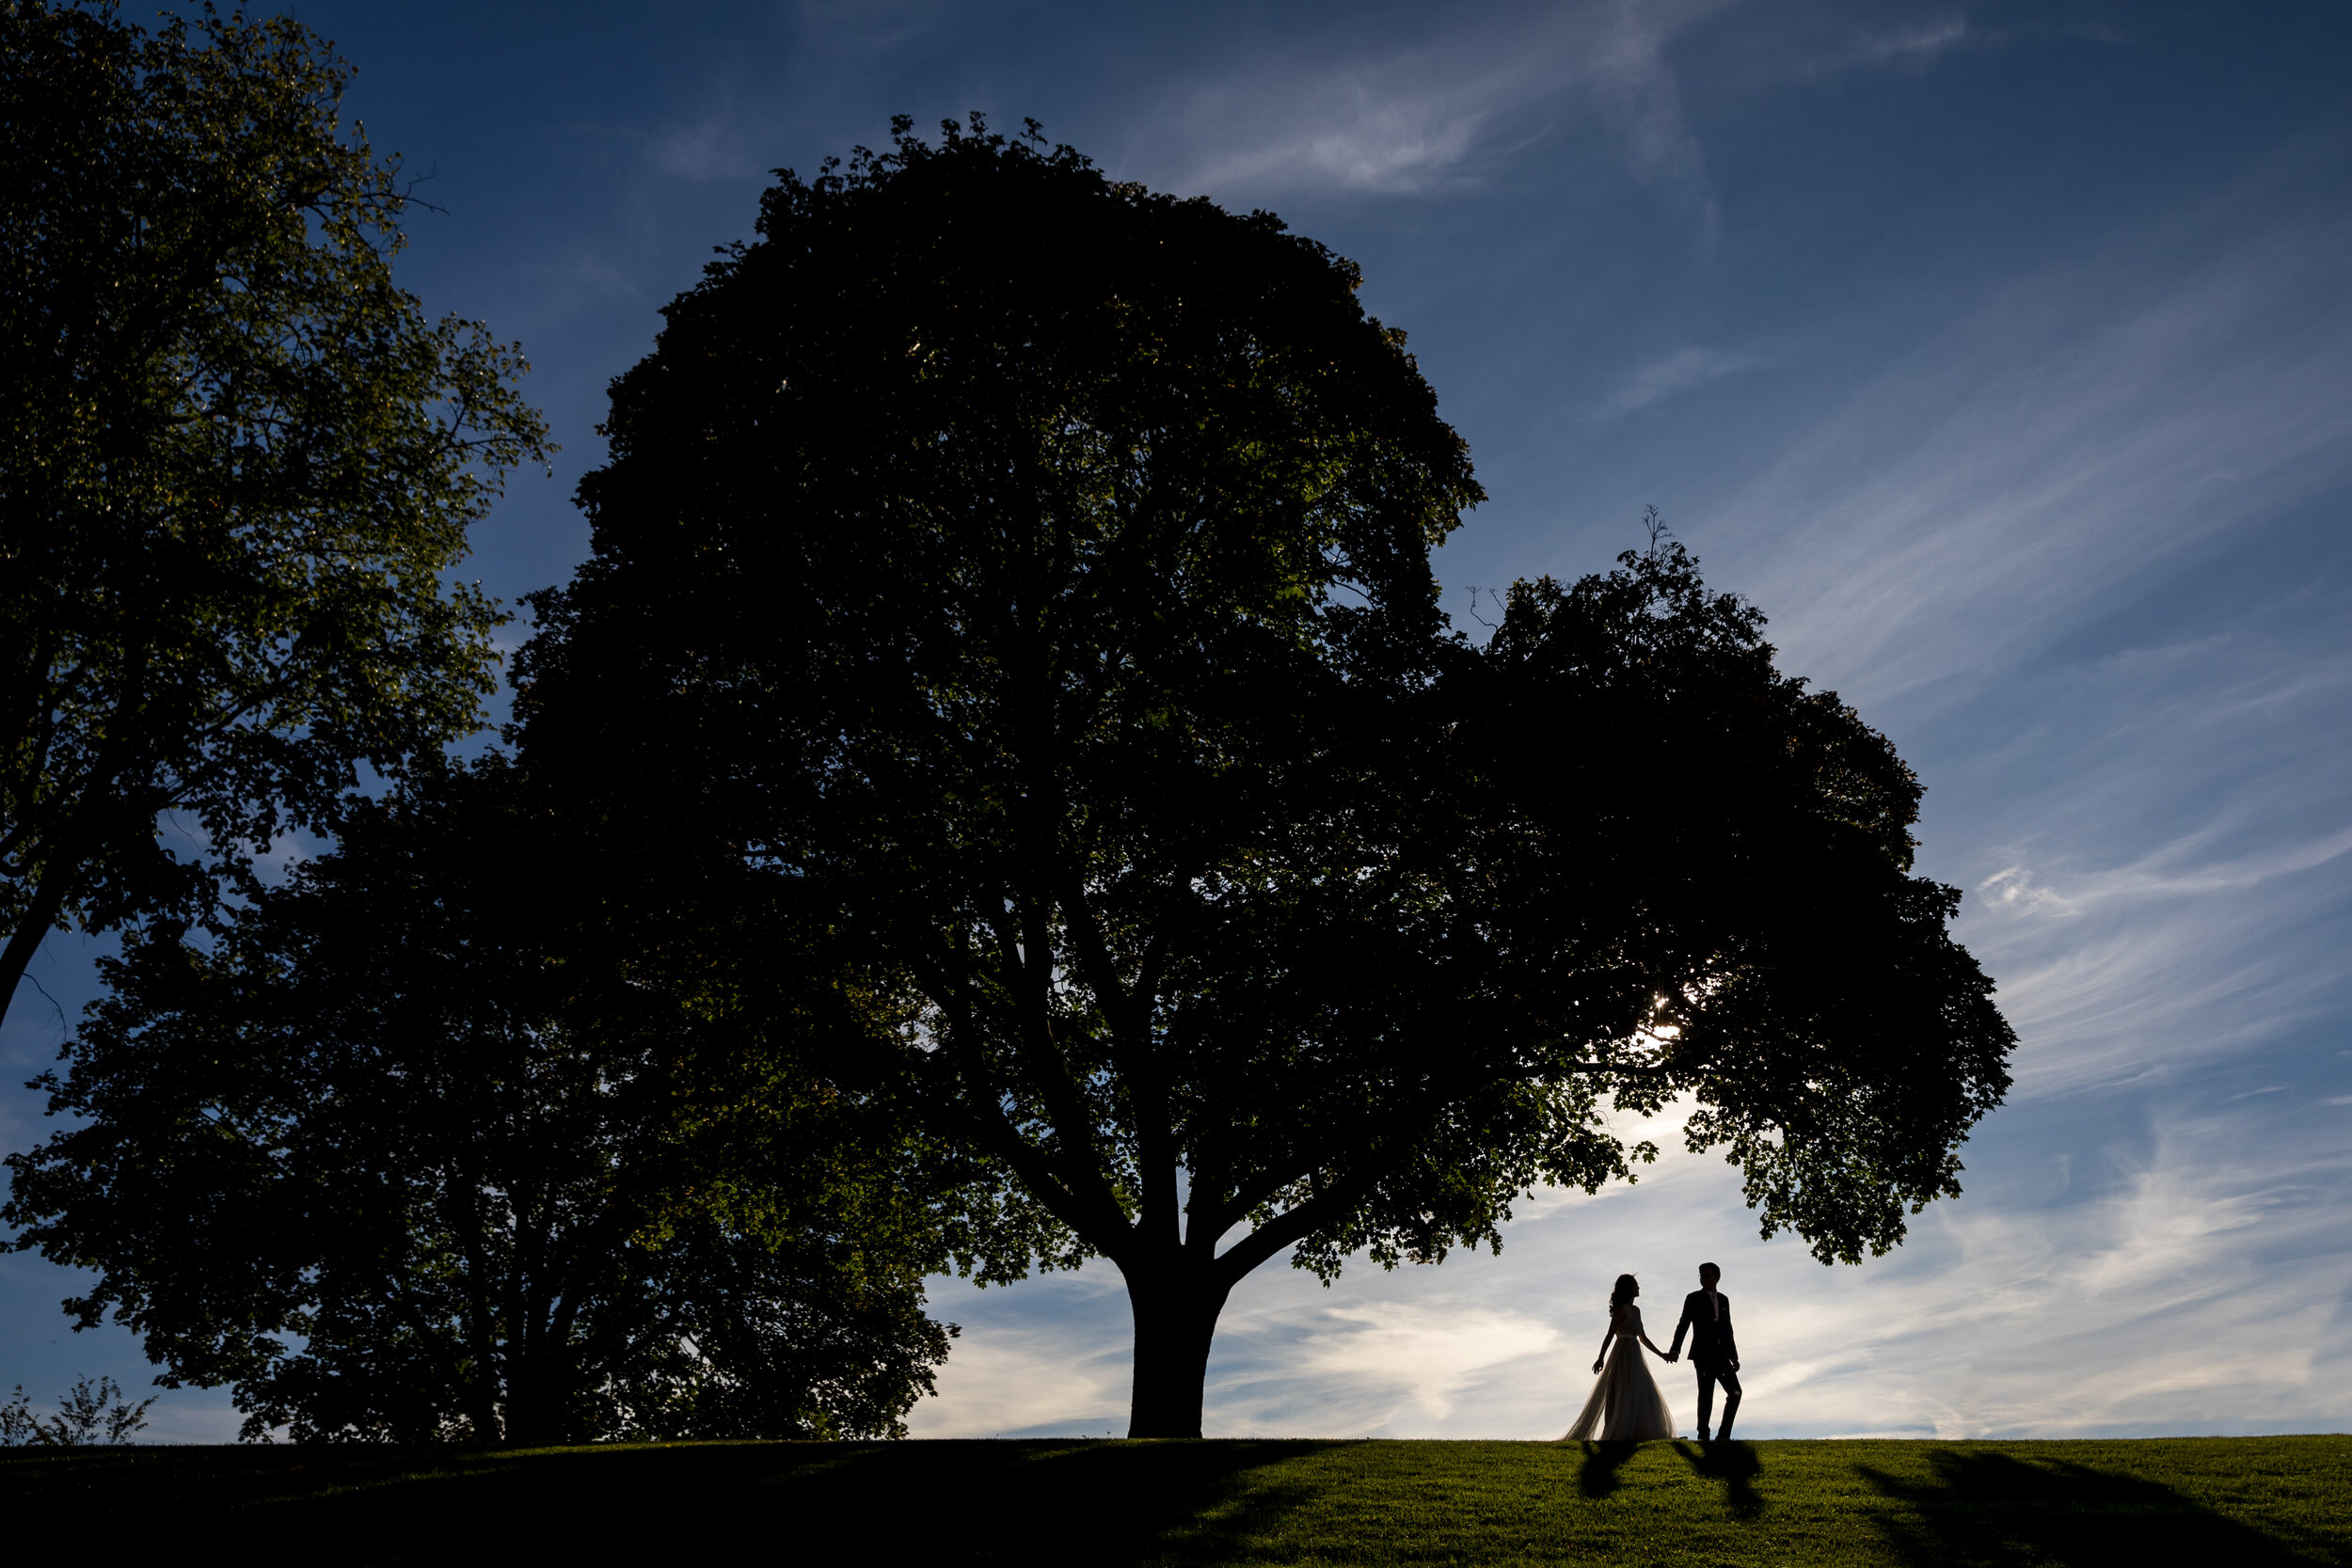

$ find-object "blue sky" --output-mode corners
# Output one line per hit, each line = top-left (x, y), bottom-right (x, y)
(5, 0), (2350, 1441)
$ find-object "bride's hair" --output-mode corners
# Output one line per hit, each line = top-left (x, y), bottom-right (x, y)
(1610, 1274), (1639, 1312)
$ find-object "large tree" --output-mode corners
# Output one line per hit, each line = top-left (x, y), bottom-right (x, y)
(516, 118), (2017, 1438)
(0, 1), (548, 1028)
(1, 754), (996, 1443)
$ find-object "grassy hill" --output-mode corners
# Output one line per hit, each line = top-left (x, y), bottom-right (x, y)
(4, 1433), (2345, 1564)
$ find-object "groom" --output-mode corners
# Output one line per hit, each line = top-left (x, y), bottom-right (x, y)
(1666, 1261), (1741, 1441)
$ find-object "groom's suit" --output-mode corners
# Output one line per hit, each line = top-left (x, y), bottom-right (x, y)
(1668, 1289), (1742, 1439)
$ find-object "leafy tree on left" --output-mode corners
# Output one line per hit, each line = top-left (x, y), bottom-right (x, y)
(0, 0), (549, 1027)
(1, 755), (992, 1443)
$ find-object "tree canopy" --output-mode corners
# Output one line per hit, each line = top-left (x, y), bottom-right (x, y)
(0, 754), (996, 1443)
(516, 117), (2014, 1438)
(0, 0), (548, 1028)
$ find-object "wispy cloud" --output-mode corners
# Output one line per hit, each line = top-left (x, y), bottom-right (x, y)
(1960, 692), (2352, 1098)
(1150, 0), (1733, 232)
(1840, 15), (1970, 70)
(911, 1292), (1133, 1438)
(1772, 13), (1974, 82)
(1277, 1303), (1562, 1426)
(1712, 171), (2352, 705)
(1979, 864), (2075, 915)
(1597, 345), (1754, 418)
(1140, 1), (1994, 221)
(793, 0), (940, 55)
(645, 114), (756, 181)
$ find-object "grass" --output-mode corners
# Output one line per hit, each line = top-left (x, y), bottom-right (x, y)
(3, 1433), (2345, 1564)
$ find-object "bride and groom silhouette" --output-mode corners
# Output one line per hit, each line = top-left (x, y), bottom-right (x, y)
(1562, 1262), (1742, 1443)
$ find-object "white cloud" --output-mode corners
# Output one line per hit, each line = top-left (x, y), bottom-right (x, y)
(1774, 14), (1973, 81)
(794, 0), (939, 55)
(1598, 346), (1754, 418)
(1979, 865), (2076, 916)
(911, 1321), (1130, 1438)
(1279, 1303), (1562, 1424)
(1152, 0), (1732, 230)
(1844, 16), (1970, 69)
(646, 115), (755, 182)
(1136, 3), (2009, 234)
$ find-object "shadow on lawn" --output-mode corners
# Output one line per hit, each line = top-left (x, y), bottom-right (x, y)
(1576, 1437), (1765, 1518)
(0, 1439), (1337, 1565)
(1860, 1449), (2325, 1567)
(1573, 1439), (1642, 1497)
(1673, 1438), (1763, 1520)
(875, 1439), (1337, 1565)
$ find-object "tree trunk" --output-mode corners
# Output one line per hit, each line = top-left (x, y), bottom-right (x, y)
(1122, 1262), (1231, 1439)
(0, 871), (73, 1038)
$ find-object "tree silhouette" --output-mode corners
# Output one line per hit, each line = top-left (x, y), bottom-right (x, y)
(2, 756), (984, 1443)
(516, 117), (2015, 1437)
(0, 1374), (152, 1446)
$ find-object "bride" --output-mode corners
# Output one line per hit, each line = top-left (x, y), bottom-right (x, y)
(1561, 1273), (1678, 1441)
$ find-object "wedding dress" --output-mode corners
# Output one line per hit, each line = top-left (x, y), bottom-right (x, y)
(1561, 1305), (1677, 1441)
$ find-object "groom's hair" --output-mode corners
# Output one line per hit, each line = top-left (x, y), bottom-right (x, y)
(1699, 1261), (1721, 1280)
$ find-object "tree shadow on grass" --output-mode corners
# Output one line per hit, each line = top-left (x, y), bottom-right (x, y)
(963, 1440), (1335, 1565)
(1, 1439), (1338, 1565)
(1859, 1449), (2328, 1567)
(1673, 1438), (1763, 1520)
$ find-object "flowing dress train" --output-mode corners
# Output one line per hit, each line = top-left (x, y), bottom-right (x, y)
(1561, 1305), (1677, 1441)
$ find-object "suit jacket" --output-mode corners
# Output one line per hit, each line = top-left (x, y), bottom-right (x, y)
(1670, 1289), (1739, 1368)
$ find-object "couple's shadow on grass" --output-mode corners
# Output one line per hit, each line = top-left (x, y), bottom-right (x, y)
(1573, 1436), (1763, 1518)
